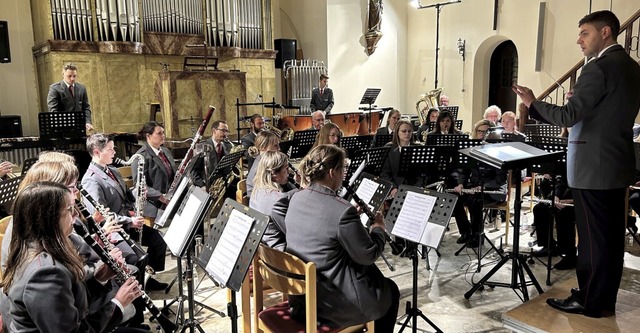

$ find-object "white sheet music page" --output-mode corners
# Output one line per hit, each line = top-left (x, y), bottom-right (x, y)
(164, 193), (202, 256)
(353, 178), (378, 226)
(206, 209), (254, 286)
(391, 191), (437, 243)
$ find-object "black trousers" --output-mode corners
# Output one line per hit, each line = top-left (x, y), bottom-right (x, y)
(375, 278), (400, 333)
(532, 203), (576, 256)
(130, 225), (167, 272)
(452, 193), (504, 236)
(572, 188), (626, 316)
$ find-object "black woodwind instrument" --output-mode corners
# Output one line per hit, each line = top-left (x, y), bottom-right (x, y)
(78, 186), (149, 265)
(74, 199), (177, 333)
(342, 182), (405, 256)
(164, 106), (215, 204)
(444, 188), (506, 195)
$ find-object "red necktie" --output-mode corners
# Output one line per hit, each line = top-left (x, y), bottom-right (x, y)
(105, 168), (118, 183)
(158, 151), (172, 175)
(216, 143), (223, 160)
(320, 88), (324, 97)
(69, 85), (75, 98)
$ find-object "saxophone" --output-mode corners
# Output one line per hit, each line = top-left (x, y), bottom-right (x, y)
(115, 154), (147, 244)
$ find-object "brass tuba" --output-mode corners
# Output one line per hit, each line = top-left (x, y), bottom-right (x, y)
(416, 88), (443, 125)
(264, 123), (295, 141)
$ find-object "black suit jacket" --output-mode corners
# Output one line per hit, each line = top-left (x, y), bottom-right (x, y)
(47, 81), (92, 123)
(310, 87), (334, 114)
(191, 138), (234, 187)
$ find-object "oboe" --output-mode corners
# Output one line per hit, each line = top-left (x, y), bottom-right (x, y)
(74, 200), (177, 333)
(78, 186), (149, 265)
(342, 182), (405, 257)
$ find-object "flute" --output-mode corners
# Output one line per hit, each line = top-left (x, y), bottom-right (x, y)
(74, 199), (177, 333)
(444, 188), (506, 195)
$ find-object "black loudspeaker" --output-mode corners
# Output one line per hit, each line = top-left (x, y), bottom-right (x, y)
(274, 39), (296, 69)
(0, 21), (10, 64)
(0, 116), (22, 138)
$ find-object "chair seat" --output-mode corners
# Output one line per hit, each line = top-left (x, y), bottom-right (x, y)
(258, 301), (346, 333)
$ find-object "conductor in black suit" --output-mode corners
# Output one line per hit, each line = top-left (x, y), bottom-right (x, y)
(46, 63), (94, 131)
(514, 10), (640, 317)
(310, 73), (334, 114)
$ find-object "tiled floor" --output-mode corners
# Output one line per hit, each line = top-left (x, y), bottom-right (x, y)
(144, 210), (640, 333)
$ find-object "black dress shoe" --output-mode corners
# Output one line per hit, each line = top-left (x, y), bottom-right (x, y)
(532, 247), (558, 258)
(554, 256), (577, 270)
(546, 295), (585, 314)
(145, 277), (169, 291)
(456, 233), (470, 244)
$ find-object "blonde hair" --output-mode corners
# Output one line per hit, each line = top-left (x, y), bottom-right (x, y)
(251, 152), (289, 195)
(38, 151), (75, 163)
(473, 119), (500, 140)
(18, 161), (79, 192)
(312, 122), (342, 149)
(248, 131), (280, 158)
(299, 145), (345, 187)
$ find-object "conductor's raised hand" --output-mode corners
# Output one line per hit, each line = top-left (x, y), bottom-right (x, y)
(512, 84), (537, 108)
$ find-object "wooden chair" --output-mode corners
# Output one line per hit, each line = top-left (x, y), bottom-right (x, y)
(117, 166), (134, 189)
(236, 179), (249, 206)
(252, 244), (373, 333)
(484, 170), (513, 246)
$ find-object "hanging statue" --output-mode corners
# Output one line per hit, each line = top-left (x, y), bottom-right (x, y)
(365, 0), (383, 55)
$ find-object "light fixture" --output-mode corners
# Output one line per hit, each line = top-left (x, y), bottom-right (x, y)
(457, 38), (466, 61)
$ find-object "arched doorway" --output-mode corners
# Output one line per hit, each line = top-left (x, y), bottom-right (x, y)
(488, 40), (518, 112)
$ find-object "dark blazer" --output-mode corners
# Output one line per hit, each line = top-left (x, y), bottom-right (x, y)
(380, 143), (423, 188)
(47, 81), (92, 123)
(132, 143), (177, 217)
(310, 87), (334, 114)
(241, 131), (258, 169)
(530, 44), (640, 189)
(284, 184), (393, 327)
(0, 252), (121, 333)
(82, 163), (135, 227)
(191, 138), (233, 187)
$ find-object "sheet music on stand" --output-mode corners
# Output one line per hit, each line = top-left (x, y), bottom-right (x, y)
(385, 185), (457, 249)
(163, 186), (213, 257)
(372, 134), (392, 147)
(196, 198), (269, 291)
(289, 129), (318, 159)
(39, 111), (86, 140)
(345, 146), (390, 181)
(154, 176), (191, 228)
(349, 173), (392, 227)
(359, 88), (382, 105)
(438, 106), (459, 120)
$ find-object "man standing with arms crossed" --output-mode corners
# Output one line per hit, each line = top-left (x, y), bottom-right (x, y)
(514, 10), (640, 318)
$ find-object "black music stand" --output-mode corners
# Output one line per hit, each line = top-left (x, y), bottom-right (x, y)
(288, 129), (318, 159)
(38, 111), (86, 148)
(526, 135), (568, 145)
(438, 106), (459, 120)
(341, 135), (373, 157)
(155, 177), (191, 229)
(398, 145), (453, 186)
(359, 88), (382, 133)
(206, 149), (246, 189)
(385, 185), (457, 333)
(162, 185), (225, 332)
(427, 120), (463, 132)
(347, 173), (396, 270)
(460, 142), (563, 301)
(345, 146), (390, 181)
(523, 124), (563, 137)
(372, 133), (392, 147)
(426, 134), (468, 147)
(0, 176), (21, 214)
(527, 141), (568, 286)
(195, 198), (269, 333)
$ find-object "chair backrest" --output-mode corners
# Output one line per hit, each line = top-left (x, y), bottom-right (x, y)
(253, 244), (317, 332)
(236, 179), (249, 205)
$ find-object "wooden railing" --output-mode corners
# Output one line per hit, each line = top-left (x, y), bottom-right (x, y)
(537, 8), (640, 105)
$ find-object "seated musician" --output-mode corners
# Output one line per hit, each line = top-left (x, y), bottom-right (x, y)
(246, 131), (281, 197)
(241, 114), (265, 170)
(249, 151), (299, 251)
(416, 107), (439, 142)
(312, 122), (342, 148)
(132, 121), (176, 221)
(380, 120), (420, 197)
(82, 133), (168, 291)
(500, 111), (526, 141)
(0, 160), (13, 218)
(192, 120), (234, 188)
(425, 110), (463, 137)
(309, 110), (326, 130)
(531, 175), (576, 270)
(284, 144), (400, 332)
(0, 182), (141, 332)
(375, 109), (400, 136)
(451, 120), (506, 247)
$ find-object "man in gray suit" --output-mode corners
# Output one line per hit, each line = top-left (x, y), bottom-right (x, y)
(514, 10), (640, 318)
(192, 120), (234, 187)
(47, 63), (94, 131)
(310, 73), (334, 114)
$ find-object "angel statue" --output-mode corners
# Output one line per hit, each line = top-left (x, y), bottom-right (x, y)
(365, 0), (383, 55)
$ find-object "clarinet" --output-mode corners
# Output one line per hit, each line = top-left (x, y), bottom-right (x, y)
(78, 186), (149, 265)
(74, 200), (177, 333)
(342, 183), (405, 256)
(288, 162), (302, 189)
(164, 106), (215, 203)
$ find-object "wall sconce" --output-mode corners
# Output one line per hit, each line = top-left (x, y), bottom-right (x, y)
(457, 38), (466, 61)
